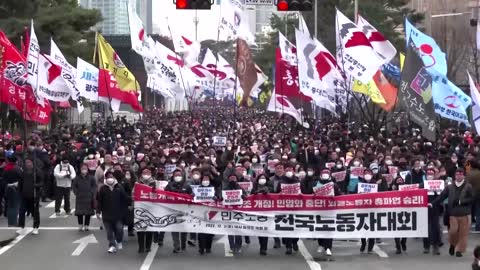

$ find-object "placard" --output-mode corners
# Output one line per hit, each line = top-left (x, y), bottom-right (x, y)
(156, 180), (169, 190)
(400, 171), (410, 180)
(281, 183), (301, 195)
(399, 184), (419, 191)
(222, 190), (243, 205)
(165, 164), (177, 174)
(238, 182), (253, 193)
(313, 182), (335, 197)
(325, 162), (335, 169)
(350, 167), (365, 178)
(212, 136), (227, 147)
(332, 171), (346, 182)
(424, 180), (445, 195)
(358, 183), (378, 193)
(193, 187), (215, 203)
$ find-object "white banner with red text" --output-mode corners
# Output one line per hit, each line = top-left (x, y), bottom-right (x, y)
(133, 183), (428, 238)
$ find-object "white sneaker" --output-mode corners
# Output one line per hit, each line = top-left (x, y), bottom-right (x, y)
(79, 225), (84, 231)
(32, 228), (39, 235)
(16, 228), (27, 235)
(117, 243), (123, 250)
(326, 248), (332, 256)
(108, 246), (117, 253)
(317, 246), (324, 253)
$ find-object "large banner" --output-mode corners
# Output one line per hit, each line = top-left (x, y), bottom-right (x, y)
(133, 184), (428, 239)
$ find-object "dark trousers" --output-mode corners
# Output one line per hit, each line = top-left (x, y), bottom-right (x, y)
(284, 238), (298, 249)
(42, 174), (54, 200)
(153, 232), (165, 244)
(198, 233), (213, 251)
(258, 237), (268, 251)
(55, 186), (70, 213)
(274, 237), (281, 247)
(475, 200), (480, 231)
(318, 238), (333, 249)
(394, 238), (407, 250)
(137, 231), (153, 251)
(103, 220), (123, 247)
(361, 238), (375, 251)
(424, 206), (441, 249)
(172, 232), (187, 250)
(18, 197), (40, 228)
(228, 235), (242, 250)
(77, 215), (91, 226)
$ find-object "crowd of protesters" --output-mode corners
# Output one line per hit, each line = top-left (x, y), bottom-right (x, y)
(0, 107), (478, 259)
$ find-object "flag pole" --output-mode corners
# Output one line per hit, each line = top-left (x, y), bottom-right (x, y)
(233, 39), (240, 123)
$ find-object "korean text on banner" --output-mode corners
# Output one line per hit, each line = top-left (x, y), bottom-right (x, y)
(193, 187), (215, 203)
(222, 190), (243, 205)
(133, 184), (429, 238)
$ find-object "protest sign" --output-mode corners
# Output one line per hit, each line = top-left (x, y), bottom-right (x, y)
(155, 181), (169, 190)
(313, 182), (335, 197)
(222, 190), (243, 205)
(325, 163), (335, 169)
(193, 187), (216, 203)
(424, 180), (445, 195)
(332, 171), (346, 182)
(134, 183), (428, 238)
(358, 183), (378, 193)
(281, 183), (301, 195)
(212, 136), (227, 146)
(399, 184), (419, 191)
(238, 182), (253, 193)
(350, 167), (365, 178)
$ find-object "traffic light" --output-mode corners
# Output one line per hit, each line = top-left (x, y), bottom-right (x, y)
(276, 0), (313, 11)
(175, 0), (212, 9)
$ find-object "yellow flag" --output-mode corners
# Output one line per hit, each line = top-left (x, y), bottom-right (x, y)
(352, 77), (386, 104)
(97, 33), (140, 93)
(400, 53), (405, 71)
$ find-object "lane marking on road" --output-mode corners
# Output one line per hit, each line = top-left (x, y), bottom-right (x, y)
(140, 243), (159, 270)
(372, 245), (388, 258)
(44, 201), (60, 208)
(297, 240), (322, 270)
(0, 228), (33, 255)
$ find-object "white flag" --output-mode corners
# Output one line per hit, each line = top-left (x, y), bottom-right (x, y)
(357, 15), (397, 64)
(267, 91), (309, 128)
(76, 57), (99, 102)
(279, 32), (297, 66)
(127, 0), (146, 56)
(218, 0), (255, 45)
(37, 54), (71, 102)
(296, 29), (338, 114)
(299, 14), (310, 37)
(469, 72), (480, 132)
(50, 40), (84, 113)
(26, 20), (43, 105)
(335, 9), (383, 83)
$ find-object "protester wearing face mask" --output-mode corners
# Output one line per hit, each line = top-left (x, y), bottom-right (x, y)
(419, 168), (442, 255)
(431, 168), (473, 257)
(72, 163), (97, 232)
(275, 165), (300, 255)
(251, 174), (273, 255)
(406, 159), (425, 185)
(53, 155), (76, 216)
(197, 174), (217, 255)
(358, 168), (377, 253)
(96, 171), (129, 254)
(165, 169), (193, 253)
(446, 153), (461, 179)
(223, 174), (247, 255)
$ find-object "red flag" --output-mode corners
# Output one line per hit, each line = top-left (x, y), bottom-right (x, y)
(275, 49), (311, 102)
(0, 31), (51, 124)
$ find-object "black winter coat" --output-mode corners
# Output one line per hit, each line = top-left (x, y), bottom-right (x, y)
(19, 169), (44, 199)
(72, 174), (97, 215)
(96, 183), (129, 222)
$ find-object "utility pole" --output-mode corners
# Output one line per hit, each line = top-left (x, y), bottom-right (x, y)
(194, 9), (199, 41)
(354, 0), (359, 23)
(314, 0), (317, 38)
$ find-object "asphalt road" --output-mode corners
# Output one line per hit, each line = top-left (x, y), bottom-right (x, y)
(0, 197), (477, 270)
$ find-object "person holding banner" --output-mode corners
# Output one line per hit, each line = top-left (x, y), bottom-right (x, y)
(197, 173), (218, 255)
(431, 168), (473, 257)
(391, 175), (408, 254)
(223, 173), (247, 254)
(136, 167), (156, 253)
(421, 168), (442, 255)
(275, 165), (300, 255)
(251, 174), (273, 256)
(165, 169), (193, 253)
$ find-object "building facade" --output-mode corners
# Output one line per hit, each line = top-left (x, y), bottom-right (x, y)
(80, 0), (130, 35)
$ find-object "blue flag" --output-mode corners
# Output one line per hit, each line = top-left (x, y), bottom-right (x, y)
(405, 18), (447, 76)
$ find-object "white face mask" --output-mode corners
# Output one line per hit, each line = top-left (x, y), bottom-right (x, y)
(282, 155), (288, 159)
(298, 171), (306, 178)
(252, 158), (258, 163)
(125, 174), (131, 180)
(190, 165), (197, 170)
(95, 154), (101, 159)
(192, 174), (200, 180)
(290, 158), (297, 163)
(419, 161), (425, 167)
(125, 156), (132, 162)
(285, 171), (294, 178)
(314, 150), (320, 155)
(353, 161), (360, 167)
(174, 176), (183, 182)
(81, 169), (88, 175)
(142, 174), (151, 180)
(364, 175), (373, 181)
(372, 169), (378, 174)
(180, 163), (186, 167)
(88, 154), (94, 159)
(321, 174), (329, 180)
(307, 171), (314, 177)
(385, 160), (393, 165)
(201, 180), (210, 187)
(171, 159), (177, 163)
(105, 178), (115, 185)
(336, 164), (342, 169)
(258, 178), (267, 185)
(335, 148), (341, 153)
(426, 175), (434, 180)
